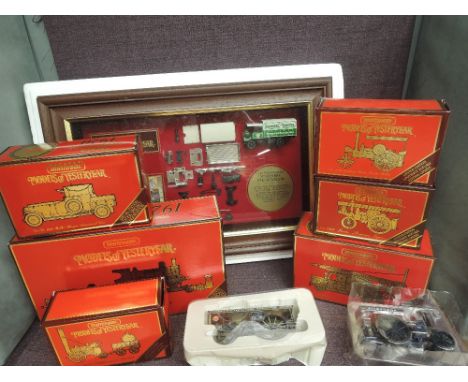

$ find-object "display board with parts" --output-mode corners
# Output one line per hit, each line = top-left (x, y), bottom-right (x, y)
(42, 278), (171, 366)
(0, 135), (149, 238)
(10, 196), (226, 319)
(69, 107), (310, 229)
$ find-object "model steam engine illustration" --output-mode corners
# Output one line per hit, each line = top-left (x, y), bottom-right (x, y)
(355, 304), (457, 353)
(207, 305), (307, 345)
(338, 132), (408, 172)
(58, 329), (140, 363)
(338, 201), (400, 234)
(310, 264), (409, 295)
(23, 184), (116, 227)
(112, 258), (213, 293)
(243, 118), (297, 149)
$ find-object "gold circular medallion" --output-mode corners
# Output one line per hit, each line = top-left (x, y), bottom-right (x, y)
(9, 143), (55, 160)
(247, 165), (293, 212)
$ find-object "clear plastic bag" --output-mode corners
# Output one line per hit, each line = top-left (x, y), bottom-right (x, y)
(347, 283), (467, 365)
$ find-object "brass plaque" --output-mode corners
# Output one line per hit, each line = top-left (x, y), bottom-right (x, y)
(247, 165), (293, 212)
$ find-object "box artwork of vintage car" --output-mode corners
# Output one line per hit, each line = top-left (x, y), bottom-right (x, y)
(0, 135), (149, 238)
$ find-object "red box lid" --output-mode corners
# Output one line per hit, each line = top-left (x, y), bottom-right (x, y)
(43, 278), (162, 323)
(320, 98), (447, 112)
(0, 135), (138, 165)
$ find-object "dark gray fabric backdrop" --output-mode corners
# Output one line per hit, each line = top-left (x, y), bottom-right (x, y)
(43, 16), (415, 98)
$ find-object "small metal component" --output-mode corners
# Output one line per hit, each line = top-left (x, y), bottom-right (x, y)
(166, 167), (194, 187)
(176, 150), (183, 164)
(225, 186), (238, 206)
(222, 173), (241, 184)
(183, 124), (200, 144)
(200, 188), (222, 197)
(147, 175), (165, 202)
(206, 143), (240, 165)
(175, 128), (180, 143)
(211, 173), (217, 190)
(165, 150), (173, 165)
(189, 148), (203, 166)
(178, 192), (189, 199)
(195, 169), (208, 187)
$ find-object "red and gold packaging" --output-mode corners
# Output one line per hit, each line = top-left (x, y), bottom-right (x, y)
(315, 98), (450, 186)
(10, 196), (226, 319)
(43, 278), (171, 366)
(313, 177), (433, 248)
(294, 212), (434, 305)
(0, 135), (149, 238)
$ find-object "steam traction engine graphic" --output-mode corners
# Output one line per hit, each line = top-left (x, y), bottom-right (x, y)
(338, 132), (408, 172)
(310, 264), (409, 295)
(23, 184), (116, 227)
(58, 329), (140, 363)
(243, 118), (297, 149)
(338, 201), (400, 234)
(112, 258), (213, 293)
(111, 333), (141, 356)
(58, 329), (107, 363)
(208, 305), (305, 345)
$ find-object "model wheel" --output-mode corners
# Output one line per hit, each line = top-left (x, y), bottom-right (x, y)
(129, 345), (140, 354)
(258, 315), (289, 341)
(94, 205), (112, 219)
(245, 140), (257, 150)
(65, 199), (83, 214)
(431, 330), (456, 351)
(368, 214), (392, 234)
(97, 352), (108, 359)
(114, 349), (126, 356)
(275, 137), (286, 147)
(376, 315), (411, 345)
(68, 353), (86, 363)
(374, 151), (398, 172)
(372, 144), (387, 156)
(262, 315), (286, 330)
(24, 213), (43, 227)
(341, 216), (357, 230)
(214, 325), (236, 345)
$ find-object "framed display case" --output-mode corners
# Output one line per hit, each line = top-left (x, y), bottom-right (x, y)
(23, 64), (344, 262)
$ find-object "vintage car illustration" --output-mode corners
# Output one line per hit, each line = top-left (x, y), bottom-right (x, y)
(207, 305), (306, 345)
(338, 201), (400, 234)
(310, 264), (409, 295)
(338, 132), (408, 172)
(243, 118), (297, 149)
(355, 304), (456, 353)
(23, 184), (116, 227)
(112, 258), (213, 293)
(58, 329), (107, 363)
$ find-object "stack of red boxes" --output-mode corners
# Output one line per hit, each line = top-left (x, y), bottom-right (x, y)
(294, 99), (450, 304)
(0, 135), (226, 365)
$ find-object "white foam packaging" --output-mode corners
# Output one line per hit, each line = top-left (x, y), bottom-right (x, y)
(183, 288), (327, 365)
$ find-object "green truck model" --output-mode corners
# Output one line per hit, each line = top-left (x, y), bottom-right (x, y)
(243, 118), (297, 149)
